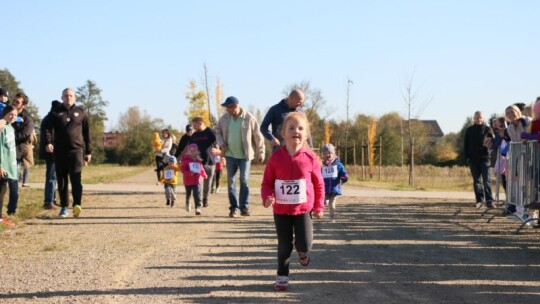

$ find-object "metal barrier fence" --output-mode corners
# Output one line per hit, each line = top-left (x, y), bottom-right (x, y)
(505, 141), (540, 232)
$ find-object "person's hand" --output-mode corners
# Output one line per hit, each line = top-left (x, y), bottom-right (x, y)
(271, 138), (280, 147)
(263, 197), (275, 208)
(84, 154), (92, 166)
(0, 167), (6, 179)
(313, 210), (323, 219)
(46, 144), (54, 153)
(258, 155), (265, 163)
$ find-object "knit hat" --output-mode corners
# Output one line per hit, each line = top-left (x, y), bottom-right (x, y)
(187, 143), (199, 151)
(167, 156), (177, 163)
(322, 144), (335, 154)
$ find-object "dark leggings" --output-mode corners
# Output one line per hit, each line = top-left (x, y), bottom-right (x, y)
(185, 185), (201, 208)
(212, 169), (221, 190)
(155, 155), (164, 181)
(273, 212), (313, 276)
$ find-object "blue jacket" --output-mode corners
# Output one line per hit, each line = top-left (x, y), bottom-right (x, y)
(322, 157), (348, 195)
(260, 99), (312, 147)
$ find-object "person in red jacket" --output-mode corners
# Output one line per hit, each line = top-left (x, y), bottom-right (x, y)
(261, 112), (324, 291)
(181, 144), (208, 215)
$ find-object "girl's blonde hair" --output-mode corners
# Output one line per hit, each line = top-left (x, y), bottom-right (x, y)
(280, 112), (311, 148)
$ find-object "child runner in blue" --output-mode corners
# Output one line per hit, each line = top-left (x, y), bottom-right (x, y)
(321, 144), (348, 219)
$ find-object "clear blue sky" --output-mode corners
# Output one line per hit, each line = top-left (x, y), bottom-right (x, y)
(2, 0), (539, 134)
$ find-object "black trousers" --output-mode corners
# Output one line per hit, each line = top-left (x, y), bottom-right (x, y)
(273, 212), (313, 276)
(54, 150), (83, 208)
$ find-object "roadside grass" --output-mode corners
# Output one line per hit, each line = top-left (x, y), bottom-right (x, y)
(27, 164), (150, 184)
(246, 164), (477, 192)
(1, 165), (150, 232)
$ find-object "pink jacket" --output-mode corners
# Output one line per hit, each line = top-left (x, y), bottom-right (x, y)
(181, 155), (208, 186)
(261, 146), (325, 215)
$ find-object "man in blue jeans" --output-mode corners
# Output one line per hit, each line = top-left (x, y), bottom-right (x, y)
(464, 111), (494, 208)
(215, 96), (265, 217)
(39, 100), (60, 209)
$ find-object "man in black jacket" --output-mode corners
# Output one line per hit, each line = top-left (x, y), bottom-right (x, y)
(464, 111), (494, 208)
(40, 100), (61, 209)
(44, 88), (92, 218)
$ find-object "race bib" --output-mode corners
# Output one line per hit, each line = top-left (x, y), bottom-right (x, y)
(274, 179), (307, 204)
(189, 162), (201, 174)
(164, 169), (175, 180)
(322, 165), (338, 178)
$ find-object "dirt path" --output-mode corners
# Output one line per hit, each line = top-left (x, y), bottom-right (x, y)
(1, 169), (539, 303)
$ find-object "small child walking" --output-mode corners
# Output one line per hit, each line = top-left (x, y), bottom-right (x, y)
(321, 144), (348, 219)
(211, 148), (224, 194)
(0, 106), (19, 226)
(181, 144), (208, 215)
(160, 155), (181, 207)
(261, 112), (325, 291)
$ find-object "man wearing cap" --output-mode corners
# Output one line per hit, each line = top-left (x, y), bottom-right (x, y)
(215, 96), (265, 217)
(174, 124), (194, 159)
(260, 89), (312, 152)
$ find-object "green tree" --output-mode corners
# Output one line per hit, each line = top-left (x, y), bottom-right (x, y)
(76, 80), (109, 164)
(456, 117), (473, 165)
(0, 68), (40, 126)
(185, 80), (210, 124)
(116, 107), (163, 165)
(377, 112), (404, 165)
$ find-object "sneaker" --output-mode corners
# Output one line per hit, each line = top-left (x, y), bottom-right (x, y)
(43, 204), (56, 210)
(298, 252), (310, 267)
(215, 187), (220, 194)
(166, 199), (170, 206)
(240, 209), (250, 216)
(2, 217), (15, 226)
(73, 205), (82, 218)
(21, 183), (30, 188)
(274, 276), (289, 291)
(59, 207), (68, 217)
(195, 208), (202, 215)
(475, 202), (483, 209)
(185, 203), (191, 212)
(229, 209), (238, 218)
(203, 199), (209, 208)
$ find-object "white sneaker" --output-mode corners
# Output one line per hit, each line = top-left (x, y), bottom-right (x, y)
(185, 203), (191, 212)
(475, 202), (483, 209)
(195, 208), (201, 215)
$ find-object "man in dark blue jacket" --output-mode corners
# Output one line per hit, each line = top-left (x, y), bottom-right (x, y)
(464, 111), (494, 209)
(260, 89), (312, 152)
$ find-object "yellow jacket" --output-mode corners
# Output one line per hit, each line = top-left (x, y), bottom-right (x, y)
(160, 164), (181, 185)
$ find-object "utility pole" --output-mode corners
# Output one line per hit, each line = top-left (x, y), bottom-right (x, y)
(345, 78), (353, 164)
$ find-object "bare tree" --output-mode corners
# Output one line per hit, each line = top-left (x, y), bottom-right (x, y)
(202, 63), (214, 126)
(401, 70), (433, 186)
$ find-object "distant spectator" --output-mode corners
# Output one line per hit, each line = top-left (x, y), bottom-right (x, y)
(39, 101), (61, 209)
(260, 89), (312, 152)
(464, 111), (494, 209)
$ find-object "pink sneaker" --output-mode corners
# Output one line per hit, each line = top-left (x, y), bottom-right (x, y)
(298, 252), (310, 267)
(274, 276), (289, 291)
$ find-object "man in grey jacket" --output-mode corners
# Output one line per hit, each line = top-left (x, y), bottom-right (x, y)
(215, 96), (265, 217)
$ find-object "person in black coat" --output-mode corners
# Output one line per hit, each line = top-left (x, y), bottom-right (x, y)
(464, 111), (494, 208)
(39, 100), (61, 209)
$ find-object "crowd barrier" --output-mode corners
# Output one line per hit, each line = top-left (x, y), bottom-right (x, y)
(485, 141), (540, 233)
